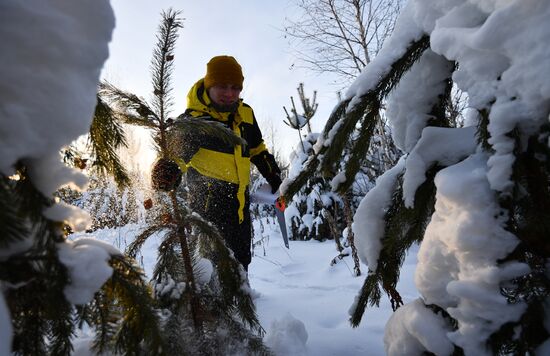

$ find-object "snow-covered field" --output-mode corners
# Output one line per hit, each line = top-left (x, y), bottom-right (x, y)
(78, 217), (419, 356)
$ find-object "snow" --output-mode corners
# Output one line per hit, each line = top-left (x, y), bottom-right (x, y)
(58, 238), (121, 305)
(415, 153), (528, 355)
(287, 113), (309, 130)
(281, 132), (320, 195)
(352, 157), (405, 272)
(385, 50), (454, 153)
(402, 126), (477, 207)
(322, 119), (345, 148)
(43, 200), (92, 232)
(0, 294), (12, 356)
(249, 236), (414, 356)
(0, 0), (114, 193)
(339, 0), (550, 353)
(345, 0), (550, 195)
(429, 0), (550, 193)
(284, 204), (302, 228)
(251, 183), (278, 205)
(195, 257), (214, 286)
(81, 220), (419, 355)
(330, 171), (347, 191)
(1, 0), (114, 350)
(71, 328), (97, 356)
(264, 313), (308, 356)
(384, 298), (454, 356)
(155, 274), (186, 299)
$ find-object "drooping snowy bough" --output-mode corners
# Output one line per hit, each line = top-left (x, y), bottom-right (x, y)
(283, 0), (550, 354)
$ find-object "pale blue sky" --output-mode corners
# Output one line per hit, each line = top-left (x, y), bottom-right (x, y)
(102, 0), (341, 159)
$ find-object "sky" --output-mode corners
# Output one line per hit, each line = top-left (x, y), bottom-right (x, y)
(101, 0), (342, 161)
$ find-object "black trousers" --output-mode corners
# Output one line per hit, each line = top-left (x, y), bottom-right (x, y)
(187, 169), (252, 270)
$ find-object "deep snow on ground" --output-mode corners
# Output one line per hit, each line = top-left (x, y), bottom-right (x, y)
(80, 216), (419, 356)
(251, 218), (419, 356)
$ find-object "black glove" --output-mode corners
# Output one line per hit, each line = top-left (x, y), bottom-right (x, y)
(266, 173), (282, 194)
(251, 151), (282, 193)
(151, 158), (182, 191)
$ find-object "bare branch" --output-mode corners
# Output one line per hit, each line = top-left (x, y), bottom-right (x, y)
(285, 0), (403, 84)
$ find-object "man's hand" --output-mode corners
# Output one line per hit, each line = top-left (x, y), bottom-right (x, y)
(151, 158), (182, 191)
(266, 173), (282, 194)
(251, 150), (282, 193)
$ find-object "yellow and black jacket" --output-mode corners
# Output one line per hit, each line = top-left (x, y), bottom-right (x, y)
(174, 79), (280, 269)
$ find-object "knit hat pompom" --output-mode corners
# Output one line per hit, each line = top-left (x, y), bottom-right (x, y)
(204, 55), (244, 89)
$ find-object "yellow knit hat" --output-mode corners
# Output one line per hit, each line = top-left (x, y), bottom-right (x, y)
(204, 55), (244, 90)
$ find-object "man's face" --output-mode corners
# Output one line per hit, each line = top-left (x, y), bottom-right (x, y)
(208, 84), (242, 108)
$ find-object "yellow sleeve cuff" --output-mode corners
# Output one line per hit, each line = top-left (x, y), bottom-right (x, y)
(173, 158), (188, 173)
(249, 142), (267, 158)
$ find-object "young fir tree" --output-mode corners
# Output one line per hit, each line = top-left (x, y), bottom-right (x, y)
(99, 10), (271, 355)
(283, 82), (318, 147)
(286, 135), (345, 243)
(283, 1), (550, 354)
(0, 1), (166, 355)
(283, 84), (346, 244)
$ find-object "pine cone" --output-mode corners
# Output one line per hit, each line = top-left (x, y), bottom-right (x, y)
(143, 198), (153, 210)
(151, 158), (182, 191)
(160, 213), (173, 224)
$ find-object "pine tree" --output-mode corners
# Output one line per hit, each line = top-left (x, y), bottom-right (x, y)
(284, 1), (550, 354)
(0, 2), (165, 354)
(283, 82), (318, 149)
(283, 33), (430, 305)
(57, 96), (142, 232)
(2, 171), (164, 354)
(99, 9), (271, 354)
(283, 81), (399, 275)
(89, 96), (132, 187)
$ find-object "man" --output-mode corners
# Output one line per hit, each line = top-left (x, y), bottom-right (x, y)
(152, 55), (282, 271)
